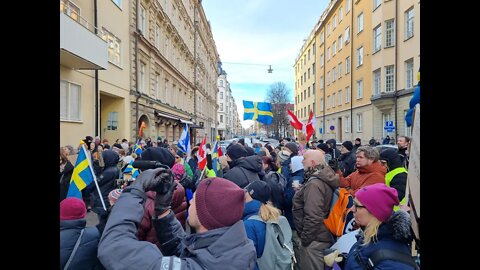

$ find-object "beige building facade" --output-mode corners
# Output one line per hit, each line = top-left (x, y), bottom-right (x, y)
(60, 0), (131, 148)
(216, 69), (241, 140)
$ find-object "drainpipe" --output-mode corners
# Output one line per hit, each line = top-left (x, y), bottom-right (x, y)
(193, 2), (198, 142)
(394, 0), (399, 139)
(134, 0), (141, 139)
(350, 1), (354, 141)
(94, 0), (99, 137)
(322, 29), (326, 140)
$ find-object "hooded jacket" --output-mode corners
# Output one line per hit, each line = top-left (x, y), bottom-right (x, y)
(380, 148), (408, 201)
(59, 161), (74, 202)
(338, 150), (356, 177)
(292, 164), (339, 246)
(224, 155), (263, 188)
(344, 211), (416, 270)
(91, 150), (120, 213)
(98, 188), (256, 270)
(339, 161), (387, 197)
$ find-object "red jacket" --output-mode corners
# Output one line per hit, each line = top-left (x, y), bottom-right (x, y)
(339, 161), (387, 197)
(136, 182), (187, 249)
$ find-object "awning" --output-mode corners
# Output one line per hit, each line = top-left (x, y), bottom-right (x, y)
(190, 124), (204, 129)
(180, 119), (193, 125)
(155, 111), (179, 121)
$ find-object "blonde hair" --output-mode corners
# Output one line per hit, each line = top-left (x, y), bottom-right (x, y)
(362, 217), (382, 245)
(259, 202), (281, 222)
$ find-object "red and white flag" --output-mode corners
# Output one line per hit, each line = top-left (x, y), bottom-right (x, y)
(287, 110), (304, 130)
(305, 110), (316, 141)
(288, 109), (316, 141)
(197, 136), (207, 170)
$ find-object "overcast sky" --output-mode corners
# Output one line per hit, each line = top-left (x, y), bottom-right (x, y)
(202, 0), (329, 128)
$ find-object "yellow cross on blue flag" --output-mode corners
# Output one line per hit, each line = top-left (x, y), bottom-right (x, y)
(67, 143), (96, 199)
(243, 100), (273, 125)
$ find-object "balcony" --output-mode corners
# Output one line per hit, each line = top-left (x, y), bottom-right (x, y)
(370, 91), (395, 112)
(60, 1), (107, 70)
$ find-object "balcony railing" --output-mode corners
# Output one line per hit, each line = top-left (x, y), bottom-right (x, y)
(60, 0), (99, 36)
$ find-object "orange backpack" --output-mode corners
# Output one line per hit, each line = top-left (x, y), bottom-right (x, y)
(324, 188), (354, 237)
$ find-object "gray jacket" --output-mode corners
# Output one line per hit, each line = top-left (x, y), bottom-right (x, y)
(98, 187), (256, 270)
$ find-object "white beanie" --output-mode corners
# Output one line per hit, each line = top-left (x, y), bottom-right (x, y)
(291, 156), (304, 173)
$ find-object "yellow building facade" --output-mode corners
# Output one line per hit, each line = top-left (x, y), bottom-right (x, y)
(60, 0), (131, 147)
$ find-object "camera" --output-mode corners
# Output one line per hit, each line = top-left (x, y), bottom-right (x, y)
(132, 160), (170, 171)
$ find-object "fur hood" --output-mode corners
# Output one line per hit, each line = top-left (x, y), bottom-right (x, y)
(381, 210), (412, 243)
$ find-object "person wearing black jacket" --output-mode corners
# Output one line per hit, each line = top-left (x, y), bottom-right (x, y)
(338, 141), (356, 178)
(90, 150), (120, 218)
(60, 149), (74, 202)
(379, 148), (408, 203)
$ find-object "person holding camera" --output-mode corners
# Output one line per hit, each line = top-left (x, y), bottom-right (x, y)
(97, 169), (257, 269)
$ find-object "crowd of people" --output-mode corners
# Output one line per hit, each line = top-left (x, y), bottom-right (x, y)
(59, 134), (418, 270)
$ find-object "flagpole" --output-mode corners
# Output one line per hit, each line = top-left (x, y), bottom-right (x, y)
(82, 143), (107, 211)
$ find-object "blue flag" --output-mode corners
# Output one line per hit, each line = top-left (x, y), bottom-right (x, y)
(134, 139), (143, 155)
(177, 123), (191, 158)
(243, 100), (273, 125)
(67, 144), (95, 198)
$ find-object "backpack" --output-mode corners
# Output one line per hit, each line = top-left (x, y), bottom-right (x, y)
(248, 215), (296, 270)
(324, 187), (354, 237)
(263, 171), (288, 210)
(264, 171), (287, 190)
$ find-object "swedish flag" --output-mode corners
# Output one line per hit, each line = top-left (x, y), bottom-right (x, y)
(134, 139), (143, 155)
(67, 144), (95, 198)
(243, 100), (273, 125)
(123, 160), (139, 178)
(212, 141), (221, 175)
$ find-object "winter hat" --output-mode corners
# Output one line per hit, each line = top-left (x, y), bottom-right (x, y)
(172, 163), (185, 180)
(140, 147), (175, 168)
(285, 142), (298, 155)
(291, 156), (304, 173)
(245, 180), (271, 204)
(317, 143), (329, 153)
(277, 150), (291, 163)
(355, 183), (399, 222)
(342, 141), (353, 151)
(226, 143), (247, 161)
(60, 198), (87, 221)
(195, 178), (245, 230)
(245, 146), (255, 156)
(108, 189), (123, 204)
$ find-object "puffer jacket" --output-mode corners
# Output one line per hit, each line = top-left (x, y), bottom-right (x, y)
(339, 161), (387, 197)
(344, 211), (416, 270)
(137, 183), (187, 249)
(91, 150), (120, 214)
(292, 164), (339, 246)
(380, 148), (408, 201)
(60, 219), (103, 270)
(224, 155), (262, 188)
(98, 187), (257, 270)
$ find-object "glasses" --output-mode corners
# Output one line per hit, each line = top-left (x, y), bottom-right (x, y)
(353, 202), (366, 209)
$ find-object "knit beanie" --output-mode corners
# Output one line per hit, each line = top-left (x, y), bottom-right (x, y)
(226, 143), (247, 161)
(245, 146), (255, 157)
(172, 163), (186, 180)
(140, 147), (175, 168)
(285, 142), (298, 156)
(290, 155), (304, 173)
(317, 143), (329, 153)
(277, 150), (291, 163)
(355, 183), (400, 222)
(342, 141), (353, 151)
(195, 178), (245, 230)
(245, 180), (271, 204)
(60, 197), (87, 221)
(108, 189), (123, 204)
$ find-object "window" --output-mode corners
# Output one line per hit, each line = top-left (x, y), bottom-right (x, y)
(140, 62), (146, 93)
(308, 104), (311, 113)
(333, 15), (337, 29)
(357, 13), (364, 34)
(327, 47), (331, 60)
(356, 79), (363, 99)
(220, 92), (223, 99)
(312, 63), (316, 75)
(338, 62), (343, 78)
(320, 76), (324, 89)
(313, 102), (316, 114)
(220, 115), (223, 123)
(345, 26), (350, 43)
(346, 86), (351, 103)
(155, 25), (161, 49)
(327, 23), (331, 36)
(345, 115), (351, 132)
(304, 56), (306, 65)
(333, 41), (337, 55)
(295, 96), (297, 104)
(373, 24), (382, 53)
(313, 83), (316, 94)
(101, 28), (121, 66)
(313, 43), (316, 55)
(155, 73), (160, 99)
(139, 5), (146, 33)
(320, 98), (324, 111)
(320, 31), (325, 44)
(404, 110), (412, 137)
(405, 58), (414, 89)
(327, 95), (331, 109)
(304, 72), (306, 82)
(308, 68), (311, 79)
(356, 46), (363, 67)
(308, 49), (311, 60)
(60, 80), (81, 121)
(219, 80), (224, 87)
(339, 7), (343, 22)
(112, 0), (121, 8)
(405, 7), (414, 39)
(374, 0), (381, 9)
(327, 71), (331, 84)
(346, 56), (351, 74)
(385, 65), (395, 92)
(385, 19), (395, 47)
(220, 103), (223, 111)
(320, 54), (324, 67)
(332, 93), (336, 107)
(356, 113), (363, 132)
(373, 69), (381, 95)
(301, 92), (303, 101)
(107, 112), (118, 130)
(338, 35), (343, 50)
(304, 90), (306, 99)
(60, 0), (80, 22)
(338, 90), (342, 105)
(308, 87), (311, 97)
(346, 0), (351, 13)
(333, 67), (337, 82)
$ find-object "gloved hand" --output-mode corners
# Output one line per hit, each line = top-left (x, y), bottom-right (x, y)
(132, 166), (173, 193)
(154, 175), (177, 216)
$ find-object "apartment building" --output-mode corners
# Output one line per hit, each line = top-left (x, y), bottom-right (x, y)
(130, 0), (219, 144)
(294, 29), (317, 139)
(217, 69), (238, 140)
(60, 0), (131, 147)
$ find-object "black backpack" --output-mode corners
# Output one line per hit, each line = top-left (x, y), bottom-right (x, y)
(263, 171), (287, 210)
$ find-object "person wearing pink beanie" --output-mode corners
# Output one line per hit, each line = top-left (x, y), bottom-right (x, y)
(342, 183), (417, 269)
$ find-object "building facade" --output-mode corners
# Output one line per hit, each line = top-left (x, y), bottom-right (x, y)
(129, 0), (219, 144)
(60, 0), (131, 147)
(295, 0), (419, 144)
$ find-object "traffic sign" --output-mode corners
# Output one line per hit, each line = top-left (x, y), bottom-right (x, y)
(384, 121), (394, 131)
(319, 128), (323, 134)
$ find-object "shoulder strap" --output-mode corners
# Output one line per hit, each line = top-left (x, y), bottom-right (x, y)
(247, 214), (264, 222)
(369, 249), (418, 269)
(64, 228), (85, 270)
